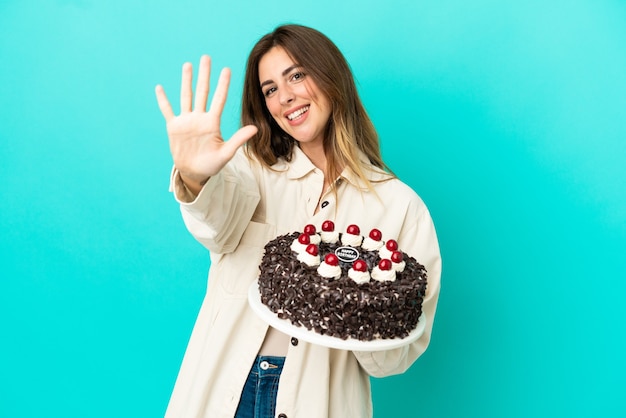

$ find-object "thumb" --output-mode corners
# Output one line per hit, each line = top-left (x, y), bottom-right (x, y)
(223, 124), (258, 155)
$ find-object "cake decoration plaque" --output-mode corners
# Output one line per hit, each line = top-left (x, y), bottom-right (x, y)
(335, 246), (359, 262)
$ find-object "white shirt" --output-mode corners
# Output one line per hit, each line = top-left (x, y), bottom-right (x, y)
(165, 146), (442, 418)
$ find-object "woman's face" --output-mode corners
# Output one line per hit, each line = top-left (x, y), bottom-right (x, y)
(258, 46), (331, 147)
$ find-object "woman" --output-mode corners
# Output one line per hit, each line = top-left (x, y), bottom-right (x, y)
(155, 24), (441, 418)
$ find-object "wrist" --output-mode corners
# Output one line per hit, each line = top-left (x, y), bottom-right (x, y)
(179, 172), (209, 197)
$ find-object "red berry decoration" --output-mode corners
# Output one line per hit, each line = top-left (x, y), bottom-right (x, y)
(379, 259), (392, 271)
(369, 228), (382, 241)
(306, 244), (319, 256)
(391, 251), (403, 263)
(325, 253), (339, 266)
(352, 259), (367, 272)
(322, 220), (335, 232)
(346, 224), (360, 235)
(303, 224), (316, 235)
(386, 239), (399, 251)
(298, 234), (310, 245)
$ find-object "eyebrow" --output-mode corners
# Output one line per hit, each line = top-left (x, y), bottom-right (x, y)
(260, 64), (301, 88)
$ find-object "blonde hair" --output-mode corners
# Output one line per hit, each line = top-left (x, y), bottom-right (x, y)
(242, 24), (394, 188)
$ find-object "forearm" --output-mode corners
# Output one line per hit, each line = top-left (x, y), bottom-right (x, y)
(170, 151), (261, 254)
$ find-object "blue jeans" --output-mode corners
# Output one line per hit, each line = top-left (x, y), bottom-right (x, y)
(234, 356), (285, 418)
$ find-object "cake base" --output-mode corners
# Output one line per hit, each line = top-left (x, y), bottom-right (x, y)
(248, 281), (426, 351)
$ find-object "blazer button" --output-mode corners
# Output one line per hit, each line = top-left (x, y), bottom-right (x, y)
(290, 337), (299, 346)
(278, 414), (288, 418)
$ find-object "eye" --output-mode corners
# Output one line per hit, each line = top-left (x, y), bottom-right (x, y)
(263, 86), (277, 97)
(290, 71), (306, 82)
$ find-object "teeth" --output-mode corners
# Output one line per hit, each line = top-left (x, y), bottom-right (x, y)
(287, 106), (309, 120)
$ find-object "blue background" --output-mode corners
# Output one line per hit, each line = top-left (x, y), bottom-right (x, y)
(1, 0), (625, 416)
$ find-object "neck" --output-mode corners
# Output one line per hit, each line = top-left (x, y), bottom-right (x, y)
(299, 141), (327, 172)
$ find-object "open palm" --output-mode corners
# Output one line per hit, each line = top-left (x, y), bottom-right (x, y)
(155, 55), (258, 188)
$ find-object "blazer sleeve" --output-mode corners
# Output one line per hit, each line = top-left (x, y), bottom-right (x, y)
(352, 197), (442, 377)
(170, 149), (261, 255)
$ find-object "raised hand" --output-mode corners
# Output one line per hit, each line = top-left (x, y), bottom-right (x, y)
(155, 55), (258, 194)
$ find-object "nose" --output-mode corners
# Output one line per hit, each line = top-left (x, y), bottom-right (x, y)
(278, 86), (295, 105)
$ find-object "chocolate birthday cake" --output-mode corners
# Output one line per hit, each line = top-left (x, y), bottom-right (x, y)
(257, 221), (428, 341)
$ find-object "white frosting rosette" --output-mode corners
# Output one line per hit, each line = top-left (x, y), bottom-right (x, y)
(317, 258), (341, 279)
(378, 245), (394, 260)
(341, 232), (362, 247)
(317, 262), (341, 279)
(371, 259), (397, 282)
(320, 220), (339, 243)
(297, 251), (320, 267)
(390, 250), (406, 272)
(392, 259), (406, 272)
(320, 230), (339, 244)
(361, 236), (383, 251)
(306, 233), (321, 245)
(348, 268), (370, 284)
(290, 237), (308, 253)
(371, 266), (396, 282)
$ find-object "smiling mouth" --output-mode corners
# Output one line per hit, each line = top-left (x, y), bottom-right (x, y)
(287, 105), (310, 121)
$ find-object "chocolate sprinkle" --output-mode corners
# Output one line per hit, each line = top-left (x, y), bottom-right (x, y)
(257, 232), (428, 341)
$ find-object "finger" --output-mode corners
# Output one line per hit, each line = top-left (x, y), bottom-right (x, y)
(180, 62), (193, 113)
(208, 67), (231, 121)
(155, 85), (175, 121)
(193, 55), (211, 112)
(223, 124), (258, 155)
